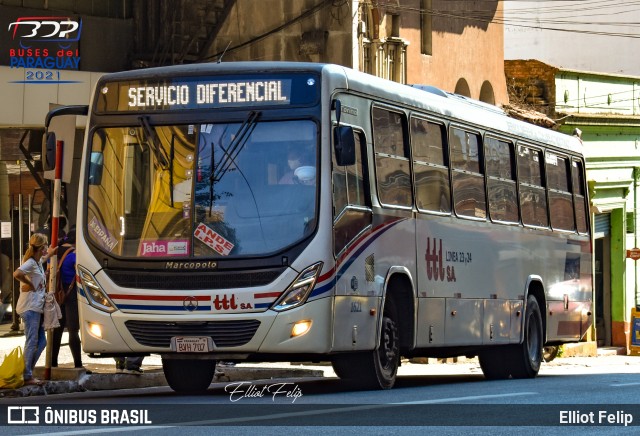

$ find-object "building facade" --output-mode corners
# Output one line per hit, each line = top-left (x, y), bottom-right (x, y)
(199, 0), (507, 105)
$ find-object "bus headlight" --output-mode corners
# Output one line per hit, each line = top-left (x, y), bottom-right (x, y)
(272, 262), (323, 312)
(77, 266), (116, 313)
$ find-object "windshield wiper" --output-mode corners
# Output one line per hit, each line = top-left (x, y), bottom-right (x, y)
(169, 134), (175, 207)
(212, 111), (260, 183)
(208, 111), (260, 214)
(139, 116), (170, 169)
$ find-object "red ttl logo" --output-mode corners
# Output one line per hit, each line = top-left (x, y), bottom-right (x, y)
(213, 294), (237, 310)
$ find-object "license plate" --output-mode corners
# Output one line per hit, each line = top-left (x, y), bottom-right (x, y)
(170, 336), (213, 353)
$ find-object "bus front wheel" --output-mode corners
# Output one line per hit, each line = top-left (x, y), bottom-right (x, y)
(332, 297), (400, 389)
(162, 358), (216, 393)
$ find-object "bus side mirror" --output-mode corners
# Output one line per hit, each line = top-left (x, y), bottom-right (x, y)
(42, 132), (56, 171)
(334, 126), (356, 166)
(88, 152), (104, 185)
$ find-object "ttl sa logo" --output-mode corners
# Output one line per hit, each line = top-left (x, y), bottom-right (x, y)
(425, 237), (456, 282)
(213, 294), (253, 310)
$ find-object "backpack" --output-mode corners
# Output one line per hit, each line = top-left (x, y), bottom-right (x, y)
(54, 246), (75, 305)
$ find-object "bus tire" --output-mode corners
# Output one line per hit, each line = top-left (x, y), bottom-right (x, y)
(332, 297), (400, 389)
(509, 294), (543, 379)
(162, 358), (216, 393)
(478, 348), (511, 380)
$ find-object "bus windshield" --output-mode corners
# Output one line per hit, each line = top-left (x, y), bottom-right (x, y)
(86, 119), (317, 258)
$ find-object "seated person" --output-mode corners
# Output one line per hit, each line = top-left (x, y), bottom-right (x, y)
(280, 148), (315, 185)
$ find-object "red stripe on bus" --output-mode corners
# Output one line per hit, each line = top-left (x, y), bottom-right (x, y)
(254, 292), (281, 299)
(108, 294), (210, 301)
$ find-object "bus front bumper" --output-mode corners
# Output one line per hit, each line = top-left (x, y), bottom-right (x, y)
(78, 296), (333, 357)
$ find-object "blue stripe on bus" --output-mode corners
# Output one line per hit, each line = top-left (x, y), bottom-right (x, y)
(310, 219), (405, 299)
(335, 219), (404, 282)
(310, 282), (333, 298)
(254, 302), (272, 309)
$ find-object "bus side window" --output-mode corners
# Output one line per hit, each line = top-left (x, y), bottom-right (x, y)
(88, 152), (104, 185)
(485, 137), (518, 223)
(450, 127), (486, 219)
(372, 107), (412, 208)
(411, 117), (451, 214)
(518, 145), (548, 228)
(572, 160), (588, 234)
(332, 130), (371, 255)
(546, 153), (575, 231)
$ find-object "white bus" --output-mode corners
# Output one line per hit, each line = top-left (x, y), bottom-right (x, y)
(57, 62), (592, 392)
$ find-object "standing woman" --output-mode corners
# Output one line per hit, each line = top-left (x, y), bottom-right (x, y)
(13, 233), (57, 386)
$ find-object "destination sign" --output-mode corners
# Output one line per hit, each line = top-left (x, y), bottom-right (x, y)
(95, 74), (319, 113)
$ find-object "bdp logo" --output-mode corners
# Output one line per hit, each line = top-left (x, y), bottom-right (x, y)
(8, 17), (82, 44)
(7, 16), (82, 73)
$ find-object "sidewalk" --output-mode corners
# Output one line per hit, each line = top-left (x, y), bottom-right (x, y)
(0, 319), (326, 398)
(1, 318), (638, 398)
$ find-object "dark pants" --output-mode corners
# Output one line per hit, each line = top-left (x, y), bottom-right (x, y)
(51, 293), (82, 368)
(115, 356), (144, 370)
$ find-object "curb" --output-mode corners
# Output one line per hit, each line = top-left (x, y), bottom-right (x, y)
(0, 366), (325, 398)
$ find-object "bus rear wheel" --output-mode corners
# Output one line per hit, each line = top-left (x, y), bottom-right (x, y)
(509, 295), (543, 378)
(479, 295), (543, 380)
(162, 358), (216, 393)
(332, 297), (400, 389)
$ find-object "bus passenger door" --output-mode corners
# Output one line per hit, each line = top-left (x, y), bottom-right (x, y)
(331, 128), (375, 351)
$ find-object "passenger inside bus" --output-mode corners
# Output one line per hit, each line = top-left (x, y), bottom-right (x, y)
(279, 148), (315, 185)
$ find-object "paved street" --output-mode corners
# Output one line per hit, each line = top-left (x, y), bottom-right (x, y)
(2, 316), (639, 392)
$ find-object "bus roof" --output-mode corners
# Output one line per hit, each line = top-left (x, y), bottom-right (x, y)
(98, 61), (583, 156)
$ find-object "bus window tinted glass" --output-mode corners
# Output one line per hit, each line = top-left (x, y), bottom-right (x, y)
(333, 130), (372, 255)
(373, 107), (411, 207)
(86, 120), (318, 258)
(411, 117), (450, 213)
(573, 160), (588, 234)
(486, 137), (517, 223)
(450, 127), (481, 173)
(450, 127), (485, 219)
(546, 153), (575, 231)
(518, 145), (548, 228)
(372, 107), (406, 156)
(87, 126), (194, 257)
(411, 117), (445, 165)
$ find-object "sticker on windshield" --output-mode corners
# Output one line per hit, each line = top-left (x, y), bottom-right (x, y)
(194, 223), (234, 256)
(139, 239), (189, 257)
(89, 216), (118, 252)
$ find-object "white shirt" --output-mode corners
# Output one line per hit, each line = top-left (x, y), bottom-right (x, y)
(15, 257), (46, 314)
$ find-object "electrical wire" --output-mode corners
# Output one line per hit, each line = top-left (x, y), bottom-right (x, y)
(373, 0), (640, 38)
(202, 0), (338, 62)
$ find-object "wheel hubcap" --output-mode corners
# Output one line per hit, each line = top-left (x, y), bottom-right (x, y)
(380, 317), (398, 370)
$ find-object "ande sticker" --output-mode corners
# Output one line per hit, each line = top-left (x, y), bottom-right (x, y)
(194, 223), (234, 256)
